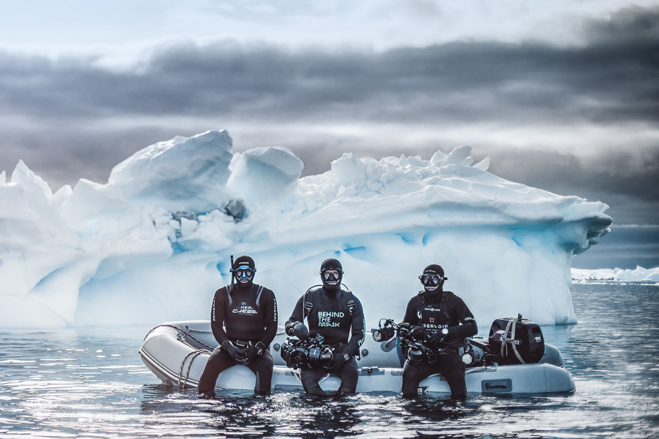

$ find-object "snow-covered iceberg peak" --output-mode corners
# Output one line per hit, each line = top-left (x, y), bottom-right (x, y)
(107, 130), (235, 212)
(0, 130), (612, 328)
(227, 146), (304, 211)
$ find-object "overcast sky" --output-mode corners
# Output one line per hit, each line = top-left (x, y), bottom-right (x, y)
(1, 0), (657, 269)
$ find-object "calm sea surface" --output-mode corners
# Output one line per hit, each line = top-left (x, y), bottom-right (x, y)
(1, 283), (657, 439)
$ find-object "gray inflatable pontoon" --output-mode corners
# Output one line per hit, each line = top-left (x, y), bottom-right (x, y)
(139, 320), (575, 396)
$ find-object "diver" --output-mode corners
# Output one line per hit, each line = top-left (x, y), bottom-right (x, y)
(401, 264), (477, 400)
(198, 255), (278, 398)
(285, 258), (365, 396)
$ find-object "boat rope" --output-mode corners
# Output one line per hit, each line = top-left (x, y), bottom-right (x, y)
(143, 324), (215, 351)
(500, 319), (526, 364)
(177, 325), (215, 351)
(177, 349), (206, 391)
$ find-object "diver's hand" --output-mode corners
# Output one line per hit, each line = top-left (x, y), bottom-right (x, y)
(292, 322), (309, 340)
(411, 325), (427, 341)
(244, 341), (266, 364)
(222, 341), (248, 363)
(332, 351), (350, 370)
(428, 330), (447, 348)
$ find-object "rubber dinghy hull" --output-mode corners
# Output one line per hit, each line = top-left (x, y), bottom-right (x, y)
(138, 321), (575, 395)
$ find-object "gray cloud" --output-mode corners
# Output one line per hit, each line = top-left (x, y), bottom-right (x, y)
(3, 6), (658, 124)
(585, 4), (659, 45)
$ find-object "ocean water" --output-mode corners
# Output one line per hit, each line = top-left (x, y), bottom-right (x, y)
(0, 283), (657, 439)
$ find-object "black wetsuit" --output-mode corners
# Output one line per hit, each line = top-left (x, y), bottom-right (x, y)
(285, 286), (365, 395)
(198, 282), (278, 395)
(401, 289), (477, 399)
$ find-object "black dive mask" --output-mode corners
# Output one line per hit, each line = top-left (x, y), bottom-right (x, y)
(419, 273), (444, 288)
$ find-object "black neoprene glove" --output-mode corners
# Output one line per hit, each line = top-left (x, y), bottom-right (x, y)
(332, 351), (350, 370)
(222, 340), (247, 363)
(428, 330), (447, 348)
(244, 341), (266, 364)
(411, 325), (427, 341)
(291, 322), (309, 340)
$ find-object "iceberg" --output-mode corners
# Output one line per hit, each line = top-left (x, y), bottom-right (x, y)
(0, 130), (612, 328)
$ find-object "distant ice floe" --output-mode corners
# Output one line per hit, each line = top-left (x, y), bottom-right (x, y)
(572, 266), (659, 284)
(0, 130), (613, 328)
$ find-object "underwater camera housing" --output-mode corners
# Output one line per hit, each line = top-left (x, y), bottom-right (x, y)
(405, 341), (429, 365)
(373, 318), (487, 367)
(280, 334), (334, 370)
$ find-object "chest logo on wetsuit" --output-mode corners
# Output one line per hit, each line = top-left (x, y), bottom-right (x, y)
(317, 311), (344, 327)
(420, 306), (444, 330)
(233, 302), (257, 315)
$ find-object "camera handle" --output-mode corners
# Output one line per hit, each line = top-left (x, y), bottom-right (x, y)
(381, 336), (397, 352)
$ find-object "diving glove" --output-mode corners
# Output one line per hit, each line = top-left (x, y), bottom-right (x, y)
(244, 341), (267, 363)
(332, 351), (350, 370)
(428, 328), (449, 348)
(411, 325), (427, 341)
(291, 322), (309, 340)
(222, 340), (248, 363)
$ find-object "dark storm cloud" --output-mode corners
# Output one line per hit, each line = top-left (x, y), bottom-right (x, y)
(0, 5), (657, 202)
(585, 4), (659, 45)
(2, 6), (658, 124)
(489, 147), (659, 203)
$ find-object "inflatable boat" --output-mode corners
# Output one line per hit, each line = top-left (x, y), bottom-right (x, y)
(138, 320), (575, 396)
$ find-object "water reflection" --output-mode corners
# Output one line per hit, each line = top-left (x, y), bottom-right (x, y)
(401, 398), (466, 423)
(140, 387), (365, 438)
(137, 386), (524, 439)
(290, 395), (362, 438)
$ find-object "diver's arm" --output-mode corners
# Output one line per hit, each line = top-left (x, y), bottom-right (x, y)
(260, 288), (279, 346)
(284, 295), (306, 335)
(210, 288), (230, 344)
(344, 296), (366, 356)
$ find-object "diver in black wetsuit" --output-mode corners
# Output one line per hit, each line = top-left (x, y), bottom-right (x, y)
(198, 255), (278, 398)
(285, 258), (365, 396)
(401, 264), (477, 400)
